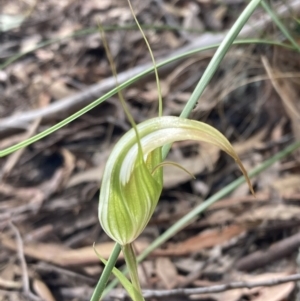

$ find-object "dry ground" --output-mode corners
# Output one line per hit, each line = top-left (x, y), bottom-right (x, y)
(1, 0), (300, 300)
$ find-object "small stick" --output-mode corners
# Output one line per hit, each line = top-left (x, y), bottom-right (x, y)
(235, 231), (300, 271)
(106, 273), (300, 299)
(9, 222), (41, 301)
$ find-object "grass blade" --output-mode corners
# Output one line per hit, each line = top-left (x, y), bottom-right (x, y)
(261, 0), (300, 52)
(162, 0), (262, 157)
(0, 39), (292, 157)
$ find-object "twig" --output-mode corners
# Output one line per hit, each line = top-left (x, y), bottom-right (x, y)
(9, 222), (30, 293)
(261, 56), (300, 119)
(235, 231), (300, 271)
(9, 222), (41, 301)
(0, 277), (22, 289)
(0, 0), (299, 136)
(109, 273), (300, 299)
(60, 273), (300, 300)
(0, 118), (41, 179)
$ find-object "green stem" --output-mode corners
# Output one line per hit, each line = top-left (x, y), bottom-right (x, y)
(90, 243), (121, 301)
(180, 0), (261, 117)
(122, 244), (145, 301)
(162, 0), (262, 157)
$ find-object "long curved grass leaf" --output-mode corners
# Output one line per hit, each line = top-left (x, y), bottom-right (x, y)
(0, 39), (293, 157)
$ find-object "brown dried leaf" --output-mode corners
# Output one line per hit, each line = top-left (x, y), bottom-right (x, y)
(210, 192), (268, 211)
(271, 174), (300, 195)
(1, 235), (69, 266)
(140, 80), (170, 102)
(33, 279), (57, 301)
(156, 257), (179, 289)
(162, 3), (187, 17)
(49, 81), (76, 100)
(67, 165), (104, 187)
(138, 260), (154, 288)
(233, 127), (268, 155)
(0, 260), (15, 285)
(1, 235), (149, 266)
(237, 204), (300, 225)
(163, 31), (182, 49)
(57, 240), (150, 266)
(193, 273), (293, 301)
(198, 209), (236, 226)
(182, 3), (204, 31)
(262, 57), (300, 140)
(253, 282), (294, 301)
(59, 148), (76, 188)
(164, 142), (220, 189)
(0, 277), (22, 289)
(161, 224), (247, 256)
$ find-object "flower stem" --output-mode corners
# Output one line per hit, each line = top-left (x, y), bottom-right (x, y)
(122, 244), (145, 301)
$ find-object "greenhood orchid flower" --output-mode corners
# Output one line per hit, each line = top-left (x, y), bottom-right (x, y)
(99, 116), (253, 246)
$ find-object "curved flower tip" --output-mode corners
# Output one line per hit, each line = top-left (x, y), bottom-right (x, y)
(99, 116), (254, 245)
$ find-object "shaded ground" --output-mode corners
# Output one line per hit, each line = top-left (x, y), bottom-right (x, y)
(1, 0), (300, 300)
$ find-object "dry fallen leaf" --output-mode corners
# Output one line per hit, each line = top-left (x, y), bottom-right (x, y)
(198, 209), (236, 226)
(191, 272), (294, 301)
(49, 80), (76, 99)
(138, 260), (154, 288)
(160, 224), (247, 256)
(59, 148), (76, 189)
(164, 142), (220, 189)
(0, 277), (22, 289)
(253, 281), (294, 301)
(1, 235), (149, 266)
(271, 175), (300, 195)
(262, 57), (300, 141)
(33, 278), (57, 301)
(237, 203), (300, 225)
(156, 257), (179, 289)
(233, 127), (268, 155)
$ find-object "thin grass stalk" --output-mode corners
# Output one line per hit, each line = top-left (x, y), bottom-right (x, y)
(127, 0), (163, 116)
(162, 0), (263, 156)
(0, 39), (293, 158)
(261, 0), (300, 52)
